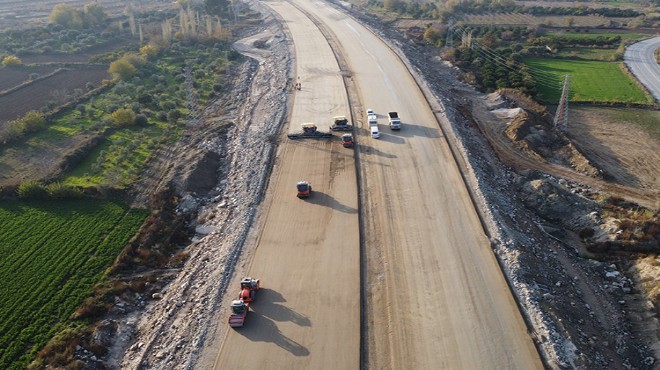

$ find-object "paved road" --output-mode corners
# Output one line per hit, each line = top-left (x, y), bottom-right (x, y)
(625, 36), (660, 102)
(212, 0), (542, 368)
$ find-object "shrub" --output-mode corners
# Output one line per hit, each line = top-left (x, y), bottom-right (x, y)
(46, 183), (83, 199)
(134, 114), (148, 125)
(108, 58), (137, 81)
(5, 111), (47, 139)
(17, 180), (48, 199)
(140, 44), (159, 59)
(49, 3), (83, 29)
(110, 108), (136, 126)
(124, 53), (147, 69)
(2, 55), (22, 67)
(22, 111), (47, 132)
(167, 109), (182, 122)
(161, 101), (175, 110)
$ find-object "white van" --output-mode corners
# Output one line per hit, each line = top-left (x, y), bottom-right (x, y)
(370, 125), (380, 139)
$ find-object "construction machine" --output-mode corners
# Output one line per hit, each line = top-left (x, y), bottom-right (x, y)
(296, 181), (312, 198)
(288, 123), (333, 139)
(341, 133), (354, 148)
(330, 116), (353, 131)
(228, 277), (260, 328)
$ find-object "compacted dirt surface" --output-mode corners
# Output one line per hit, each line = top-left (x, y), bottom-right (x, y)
(209, 1), (360, 368)
(14, 0), (656, 369)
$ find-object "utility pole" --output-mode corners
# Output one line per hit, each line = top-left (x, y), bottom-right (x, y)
(554, 74), (571, 133)
(445, 20), (454, 48)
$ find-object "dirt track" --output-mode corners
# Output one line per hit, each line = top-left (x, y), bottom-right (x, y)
(211, 1), (360, 367)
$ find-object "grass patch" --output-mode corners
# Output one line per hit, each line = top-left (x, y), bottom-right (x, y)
(524, 58), (653, 103)
(554, 32), (646, 41)
(555, 47), (619, 61)
(0, 199), (147, 369)
(64, 121), (177, 187)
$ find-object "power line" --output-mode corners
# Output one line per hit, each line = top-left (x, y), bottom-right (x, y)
(450, 24), (563, 89)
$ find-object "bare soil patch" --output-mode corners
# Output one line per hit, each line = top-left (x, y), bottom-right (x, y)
(18, 37), (138, 65)
(0, 65), (58, 92)
(0, 66), (109, 124)
(568, 106), (660, 193)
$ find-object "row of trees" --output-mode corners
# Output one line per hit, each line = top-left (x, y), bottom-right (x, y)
(525, 6), (641, 17)
(373, 0), (645, 21)
(444, 46), (538, 95)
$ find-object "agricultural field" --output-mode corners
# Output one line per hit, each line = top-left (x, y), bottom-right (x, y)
(0, 66), (111, 123)
(515, 0), (650, 9)
(0, 199), (147, 369)
(524, 57), (653, 102)
(63, 121), (174, 187)
(462, 13), (620, 27)
(0, 41), (232, 188)
(0, 2), (237, 367)
(555, 31), (647, 41)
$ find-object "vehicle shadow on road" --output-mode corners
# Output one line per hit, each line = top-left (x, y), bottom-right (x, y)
(377, 132), (406, 144)
(391, 122), (442, 139)
(237, 311), (310, 357)
(304, 191), (357, 214)
(359, 144), (397, 159)
(257, 289), (312, 327)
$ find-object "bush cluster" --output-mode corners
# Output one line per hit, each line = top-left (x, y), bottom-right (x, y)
(17, 181), (84, 200)
(0, 111), (47, 144)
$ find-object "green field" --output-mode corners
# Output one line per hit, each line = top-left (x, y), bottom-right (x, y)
(0, 200), (147, 369)
(554, 32), (647, 41)
(64, 122), (174, 187)
(524, 58), (653, 103)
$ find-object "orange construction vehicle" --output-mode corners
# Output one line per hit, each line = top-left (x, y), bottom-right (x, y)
(341, 133), (354, 148)
(228, 277), (260, 328)
(296, 181), (312, 198)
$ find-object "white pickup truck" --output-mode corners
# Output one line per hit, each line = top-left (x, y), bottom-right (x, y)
(367, 108), (378, 127)
(388, 112), (401, 130)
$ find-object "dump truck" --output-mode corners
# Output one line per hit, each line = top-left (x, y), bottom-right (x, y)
(388, 112), (401, 130)
(331, 116), (353, 131)
(228, 277), (261, 328)
(296, 181), (312, 198)
(288, 122), (333, 139)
